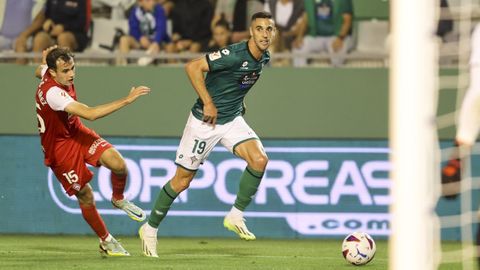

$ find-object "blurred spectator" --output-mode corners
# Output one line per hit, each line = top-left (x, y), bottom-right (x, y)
(292, 0), (353, 67)
(212, 0), (264, 43)
(437, 0), (453, 42)
(157, 0), (174, 16)
(0, 0), (45, 52)
(264, 0), (305, 53)
(15, 0), (91, 64)
(206, 18), (232, 52)
(117, 0), (169, 66)
(165, 0), (213, 54)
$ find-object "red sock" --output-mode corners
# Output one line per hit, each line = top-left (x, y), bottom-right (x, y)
(80, 204), (109, 241)
(111, 172), (126, 201)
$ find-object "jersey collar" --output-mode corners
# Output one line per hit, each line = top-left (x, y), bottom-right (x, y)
(245, 41), (269, 63)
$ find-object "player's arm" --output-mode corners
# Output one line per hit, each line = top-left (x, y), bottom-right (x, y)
(64, 86), (151, 121)
(35, 45), (57, 79)
(185, 56), (218, 126)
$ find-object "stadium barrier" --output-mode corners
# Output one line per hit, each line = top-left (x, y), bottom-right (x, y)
(0, 65), (457, 139)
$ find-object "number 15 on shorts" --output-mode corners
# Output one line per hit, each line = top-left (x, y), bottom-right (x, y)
(63, 170), (79, 184)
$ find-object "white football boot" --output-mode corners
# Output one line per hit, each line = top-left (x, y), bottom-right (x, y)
(139, 223), (159, 257)
(112, 198), (146, 222)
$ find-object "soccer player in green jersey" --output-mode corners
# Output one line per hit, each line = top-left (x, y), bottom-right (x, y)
(139, 11), (276, 257)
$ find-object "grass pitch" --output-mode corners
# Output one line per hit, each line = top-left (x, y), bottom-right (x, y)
(0, 235), (387, 270)
(0, 235), (471, 269)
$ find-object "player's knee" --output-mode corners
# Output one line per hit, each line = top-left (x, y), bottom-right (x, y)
(250, 153), (269, 171)
(171, 174), (193, 193)
(111, 158), (127, 175)
(76, 188), (95, 206)
(177, 178), (191, 191)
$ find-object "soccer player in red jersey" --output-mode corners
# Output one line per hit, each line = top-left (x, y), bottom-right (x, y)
(35, 46), (150, 256)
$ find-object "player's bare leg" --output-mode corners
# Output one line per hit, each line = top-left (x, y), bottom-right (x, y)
(224, 139), (268, 241)
(76, 184), (129, 256)
(140, 167), (196, 257)
(99, 148), (146, 221)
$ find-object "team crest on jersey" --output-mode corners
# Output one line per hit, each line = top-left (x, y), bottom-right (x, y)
(221, 48), (230, 55)
(208, 51), (222, 61)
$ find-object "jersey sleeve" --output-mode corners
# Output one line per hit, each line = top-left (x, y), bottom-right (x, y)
(470, 24), (480, 66)
(206, 48), (238, 72)
(46, 86), (75, 111)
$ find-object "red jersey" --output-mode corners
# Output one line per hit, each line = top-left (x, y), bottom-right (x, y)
(35, 69), (83, 166)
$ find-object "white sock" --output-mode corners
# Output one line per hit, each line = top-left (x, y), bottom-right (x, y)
(228, 206), (244, 218)
(144, 223), (158, 235)
(100, 233), (113, 242)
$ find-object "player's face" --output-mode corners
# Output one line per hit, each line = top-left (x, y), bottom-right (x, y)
(50, 58), (75, 87)
(249, 18), (276, 52)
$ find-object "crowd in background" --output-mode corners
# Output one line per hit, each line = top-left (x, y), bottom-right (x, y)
(0, 0), (454, 67)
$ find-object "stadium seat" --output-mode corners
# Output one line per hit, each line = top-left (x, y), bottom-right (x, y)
(346, 20), (389, 67)
(85, 18), (128, 52)
(355, 20), (389, 54)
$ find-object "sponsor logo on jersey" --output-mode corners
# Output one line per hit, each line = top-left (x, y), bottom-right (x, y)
(208, 51), (222, 61)
(221, 49), (230, 55)
(240, 61), (249, 70)
(239, 71), (260, 89)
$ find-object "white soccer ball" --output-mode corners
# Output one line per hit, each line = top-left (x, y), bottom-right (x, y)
(341, 231), (376, 266)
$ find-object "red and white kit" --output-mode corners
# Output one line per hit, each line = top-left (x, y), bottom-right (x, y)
(35, 66), (112, 195)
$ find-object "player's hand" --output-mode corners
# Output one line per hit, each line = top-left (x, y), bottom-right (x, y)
(42, 45), (58, 64)
(203, 102), (217, 127)
(50, 24), (64, 37)
(126, 86), (151, 104)
(332, 37), (344, 52)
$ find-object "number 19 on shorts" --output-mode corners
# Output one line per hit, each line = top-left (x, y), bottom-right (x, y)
(192, 139), (206, 154)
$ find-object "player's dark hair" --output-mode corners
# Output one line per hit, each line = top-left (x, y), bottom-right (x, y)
(46, 48), (74, 71)
(251, 11), (273, 21)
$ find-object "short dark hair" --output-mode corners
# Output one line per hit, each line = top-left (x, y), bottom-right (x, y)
(46, 47), (74, 70)
(251, 11), (273, 21)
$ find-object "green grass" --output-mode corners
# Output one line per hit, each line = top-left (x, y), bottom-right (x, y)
(0, 235), (475, 269)
(0, 235), (387, 270)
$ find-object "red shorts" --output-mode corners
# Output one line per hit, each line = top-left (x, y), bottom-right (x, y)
(51, 127), (112, 196)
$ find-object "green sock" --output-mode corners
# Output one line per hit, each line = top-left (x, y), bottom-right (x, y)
(148, 180), (178, 228)
(234, 166), (264, 211)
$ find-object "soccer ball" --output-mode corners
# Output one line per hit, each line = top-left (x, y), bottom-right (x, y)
(341, 232), (376, 266)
